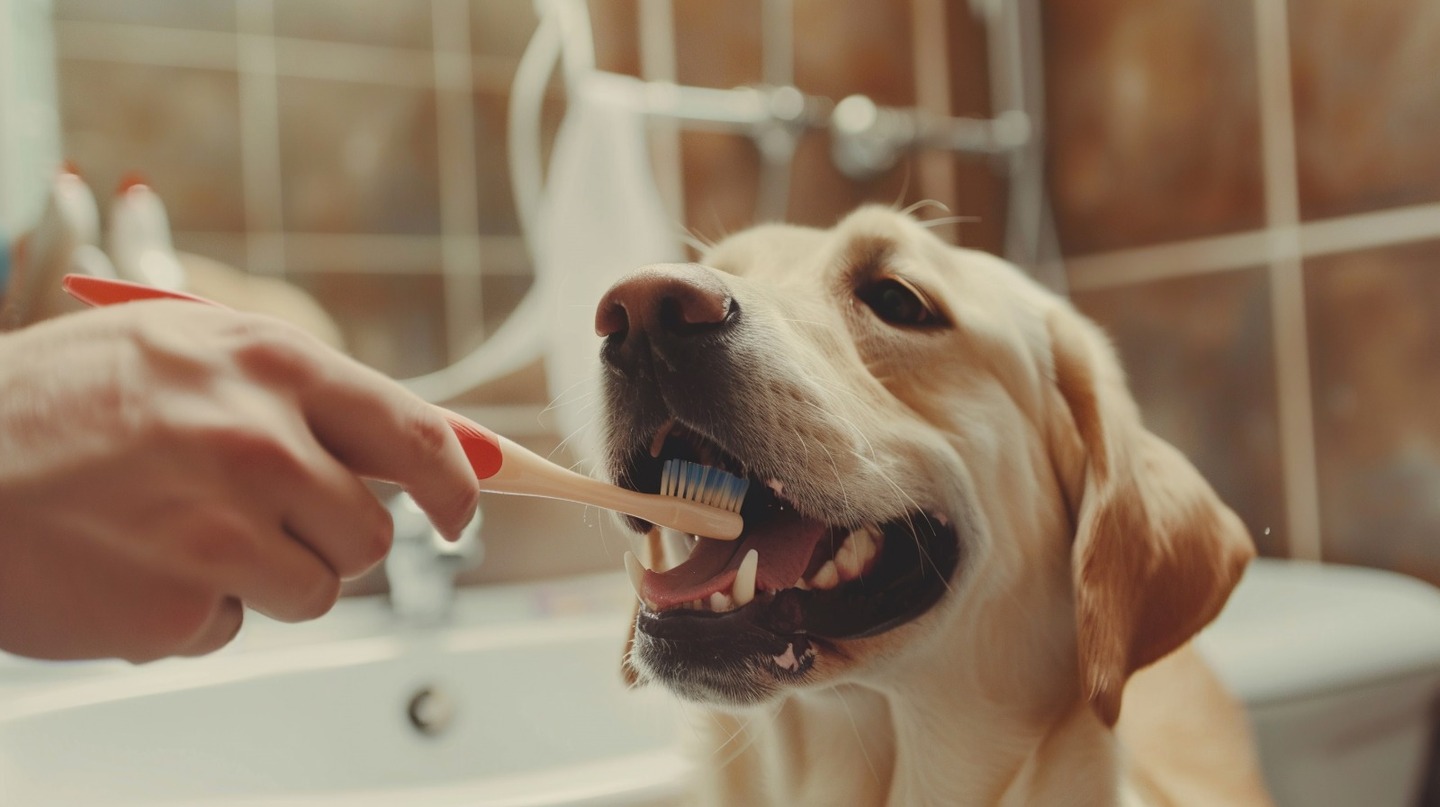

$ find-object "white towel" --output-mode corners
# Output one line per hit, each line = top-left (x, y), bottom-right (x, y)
(534, 73), (683, 466)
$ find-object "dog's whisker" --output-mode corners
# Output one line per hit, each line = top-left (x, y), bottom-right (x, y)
(900, 198), (951, 218)
(815, 439), (852, 516)
(541, 375), (602, 415)
(916, 214), (981, 231)
(695, 701), (780, 771)
(774, 316), (835, 329)
(546, 415), (601, 466)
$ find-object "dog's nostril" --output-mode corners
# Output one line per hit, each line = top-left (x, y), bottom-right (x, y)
(595, 300), (630, 339)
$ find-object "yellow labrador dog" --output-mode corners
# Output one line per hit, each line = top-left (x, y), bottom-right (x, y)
(594, 207), (1273, 806)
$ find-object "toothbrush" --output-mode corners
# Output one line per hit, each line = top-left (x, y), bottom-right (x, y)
(61, 273), (747, 541)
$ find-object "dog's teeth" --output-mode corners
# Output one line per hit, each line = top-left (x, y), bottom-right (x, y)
(836, 533), (864, 580)
(710, 591), (732, 612)
(623, 552), (646, 603)
(734, 549), (758, 607)
(860, 531), (880, 566)
(793, 576), (810, 591)
(811, 560), (839, 590)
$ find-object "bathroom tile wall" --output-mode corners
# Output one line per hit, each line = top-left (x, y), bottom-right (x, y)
(1070, 268), (1286, 558)
(1048, 0), (1440, 586)
(1305, 243), (1440, 585)
(1044, 0), (1265, 255)
(58, 60), (246, 232)
(587, 0), (1004, 252)
(1290, 0), (1440, 220)
(47, 0), (1440, 587)
(50, 0), (535, 388)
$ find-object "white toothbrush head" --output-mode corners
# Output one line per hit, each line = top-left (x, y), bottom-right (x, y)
(659, 458), (750, 514)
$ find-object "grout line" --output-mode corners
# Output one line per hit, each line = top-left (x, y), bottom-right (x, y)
(1254, 0), (1321, 562)
(1064, 230), (1274, 291)
(273, 36), (434, 87)
(236, 0), (286, 276)
(1299, 201), (1440, 256)
(52, 20), (519, 94)
(639, 0), (686, 232)
(432, 0), (486, 355)
(170, 232), (531, 274)
(910, 0), (958, 212)
(53, 20), (239, 70)
(1065, 200), (1440, 292)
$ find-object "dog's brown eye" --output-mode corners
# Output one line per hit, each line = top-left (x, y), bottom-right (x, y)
(857, 277), (944, 328)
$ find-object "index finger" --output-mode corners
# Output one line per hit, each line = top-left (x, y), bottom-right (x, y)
(297, 356), (481, 540)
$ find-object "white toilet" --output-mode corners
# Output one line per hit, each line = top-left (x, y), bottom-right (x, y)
(1199, 558), (1440, 807)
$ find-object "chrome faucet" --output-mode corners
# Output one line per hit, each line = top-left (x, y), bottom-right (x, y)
(384, 491), (483, 624)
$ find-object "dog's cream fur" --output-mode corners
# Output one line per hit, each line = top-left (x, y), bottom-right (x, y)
(607, 207), (1273, 807)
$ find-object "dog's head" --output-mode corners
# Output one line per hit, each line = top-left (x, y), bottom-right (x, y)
(595, 207), (1253, 725)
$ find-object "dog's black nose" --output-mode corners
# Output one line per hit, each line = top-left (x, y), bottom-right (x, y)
(596, 263), (736, 368)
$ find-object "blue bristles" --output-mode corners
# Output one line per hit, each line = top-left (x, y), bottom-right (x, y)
(660, 458), (750, 513)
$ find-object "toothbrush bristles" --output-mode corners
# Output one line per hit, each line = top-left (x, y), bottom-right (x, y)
(659, 458), (748, 514)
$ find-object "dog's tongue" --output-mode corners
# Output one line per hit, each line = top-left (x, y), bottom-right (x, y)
(641, 506), (827, 609)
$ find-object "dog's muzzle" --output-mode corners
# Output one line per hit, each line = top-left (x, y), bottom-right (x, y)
(595, 263), (961, 706)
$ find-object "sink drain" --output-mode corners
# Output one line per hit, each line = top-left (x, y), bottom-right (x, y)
(406, 685), (456, 737)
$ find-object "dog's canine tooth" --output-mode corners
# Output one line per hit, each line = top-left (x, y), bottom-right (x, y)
(811, 560), (840, 590)
(734, 549), (759, 606)
(624, 551), (646, 603)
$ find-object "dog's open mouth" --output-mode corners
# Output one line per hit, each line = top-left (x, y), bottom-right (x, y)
(618, 418), (961, 682)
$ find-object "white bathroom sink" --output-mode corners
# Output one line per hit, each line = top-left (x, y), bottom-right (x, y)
(0, 574), (688, 807)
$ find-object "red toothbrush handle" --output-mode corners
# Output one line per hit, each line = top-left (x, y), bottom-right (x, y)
(441, 411), (505, 480)
(62, 273), (508, 481)
(63, 274), (224, 308)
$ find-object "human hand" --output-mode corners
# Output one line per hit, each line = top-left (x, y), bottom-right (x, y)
(0, 302), (481, 662)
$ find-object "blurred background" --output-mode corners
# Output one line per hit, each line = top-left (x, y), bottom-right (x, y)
(0, 0), (1437, 595)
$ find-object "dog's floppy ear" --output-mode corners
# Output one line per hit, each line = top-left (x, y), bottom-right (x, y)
(1046, 304), (1254, 727)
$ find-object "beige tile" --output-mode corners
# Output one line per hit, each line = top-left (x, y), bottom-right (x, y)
(679, 130), (760, 243)
(584, 0), (641, 76)
(54, 0), (235, 31)
(473, 90), (518, 234)
(1072, 268), (1286, 557)
(480, 273), (534, 339)
(1044, 0), (1265, 255)
(58, 59), (245, 232)
(945, 3), (1008, 258)
(672, 0), (762, 89)
(277, 76), (442, 234)
(793, 0), (914, 101)
(172, 231), (248, 270)
(1306, 242), (1440, 586)
(1290, 0), (1440, 220)
(274, 0), (431, 49)
(443, 269), (536, 365)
